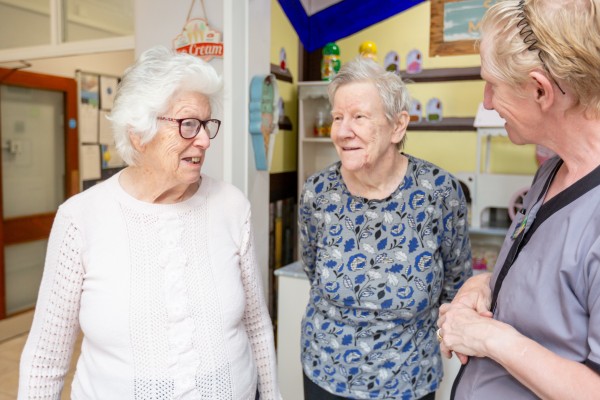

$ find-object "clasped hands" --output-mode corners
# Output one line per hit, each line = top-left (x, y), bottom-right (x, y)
(436, 272), (495, 364)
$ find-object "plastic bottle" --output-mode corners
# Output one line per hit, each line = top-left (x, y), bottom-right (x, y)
(321, 42), (341, 81)
(314, 110), (328, 137)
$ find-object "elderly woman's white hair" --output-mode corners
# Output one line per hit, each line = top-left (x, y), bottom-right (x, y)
(109, 46), (222, 165)
(327, 56), (411, 149)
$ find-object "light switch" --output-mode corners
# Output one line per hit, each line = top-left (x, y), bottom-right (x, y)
(9, 140), (22, 155)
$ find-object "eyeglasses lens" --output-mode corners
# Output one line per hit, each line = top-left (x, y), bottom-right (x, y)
(204, 120), (219, 139)
(180, 119), (200, 139)
(180, 119), (219, 139)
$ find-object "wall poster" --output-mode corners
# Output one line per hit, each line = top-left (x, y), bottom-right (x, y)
(430, 0), (496, 56)
(76, 70), (125, 191)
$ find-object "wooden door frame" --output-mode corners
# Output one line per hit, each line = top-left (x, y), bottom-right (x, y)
(0, 68), (79, 319)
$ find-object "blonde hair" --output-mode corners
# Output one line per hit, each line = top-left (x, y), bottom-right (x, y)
(480, 0), (600, 117)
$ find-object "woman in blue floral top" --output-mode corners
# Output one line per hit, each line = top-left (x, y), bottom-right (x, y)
(298, 57), (472, 400)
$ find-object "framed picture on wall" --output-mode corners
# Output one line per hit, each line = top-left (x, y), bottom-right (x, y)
(430, 0), (496, 56)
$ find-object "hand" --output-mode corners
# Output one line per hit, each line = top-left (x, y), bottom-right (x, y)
(438, 302), (503, 360)
(442, 272), (492, 316)
(438, 273), (492, 363)
(438, 307), (493, 363)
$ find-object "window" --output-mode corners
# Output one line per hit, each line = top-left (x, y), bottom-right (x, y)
(0, 0), (133, 55)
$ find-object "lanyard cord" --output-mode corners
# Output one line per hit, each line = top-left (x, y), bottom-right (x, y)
(490, 160), (562, 313)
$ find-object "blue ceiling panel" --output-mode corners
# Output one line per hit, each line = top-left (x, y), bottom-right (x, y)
(278, 0), (426, 52)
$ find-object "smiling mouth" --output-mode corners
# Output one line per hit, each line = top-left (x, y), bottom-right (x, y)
(183, 157), (202, 164)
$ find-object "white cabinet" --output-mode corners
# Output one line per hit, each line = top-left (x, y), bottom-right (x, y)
(297, 81), (338, 198)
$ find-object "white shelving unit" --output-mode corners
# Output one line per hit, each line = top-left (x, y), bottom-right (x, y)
(469, 104), (534, 229)
(297, 81), (337, 198)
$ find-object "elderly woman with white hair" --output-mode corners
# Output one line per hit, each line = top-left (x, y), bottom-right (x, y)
(437, 0), (600, 399)
(19, 46), (281, 400)
(298, 57), (472, 400)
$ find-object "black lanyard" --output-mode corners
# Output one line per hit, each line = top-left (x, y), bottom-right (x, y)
(490, 160), (561, 313)
(490, 224), (527, 313)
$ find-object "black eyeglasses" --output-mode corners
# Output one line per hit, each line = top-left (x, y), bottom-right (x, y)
(157, 117), (221, 139)
(516, 0), (566, 95)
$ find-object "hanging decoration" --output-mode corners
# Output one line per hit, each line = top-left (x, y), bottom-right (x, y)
(173, 0), (224, 61)
(249, 75), (280, 171)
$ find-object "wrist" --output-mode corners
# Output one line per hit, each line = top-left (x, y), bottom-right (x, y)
(485, 320), (519, 362)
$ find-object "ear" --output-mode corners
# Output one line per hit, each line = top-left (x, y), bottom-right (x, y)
(129, 131), (145, 153)
(529, 71), (555, 112)
(391, 111), (410, 144)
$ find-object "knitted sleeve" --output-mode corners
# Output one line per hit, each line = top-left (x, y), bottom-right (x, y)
(18, 208), (84, 399)
(239, 213), (282, 400)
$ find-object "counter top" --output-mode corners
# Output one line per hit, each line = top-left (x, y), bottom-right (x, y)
(274, 261), (307, 280)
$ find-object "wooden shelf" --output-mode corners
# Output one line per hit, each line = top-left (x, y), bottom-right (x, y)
(400, 66), (481, 83)
(278, 115), (293, 131)
(270, 171), (297, 202)
(271, 63), (293, 83)
(299, 119), (476, 135)
(302, 137), (331, 143)
(297, 67), (481, 86)
(409, 117), (475, 131)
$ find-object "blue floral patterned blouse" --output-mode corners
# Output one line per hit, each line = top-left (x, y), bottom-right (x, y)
(298, 155), (472, 399)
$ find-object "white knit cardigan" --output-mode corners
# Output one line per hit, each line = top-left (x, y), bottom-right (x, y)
(19, 172), (281, 400)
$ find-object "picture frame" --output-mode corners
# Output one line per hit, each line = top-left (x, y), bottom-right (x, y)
(430, 0), (495, 57)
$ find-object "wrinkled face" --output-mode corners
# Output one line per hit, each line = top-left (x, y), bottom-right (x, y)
(480, 39), (539, 145)
(140, 91), (212, 186)
(330, 81), (402, 172)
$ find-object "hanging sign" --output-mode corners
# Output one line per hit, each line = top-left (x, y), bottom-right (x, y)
(173, 0), (224, 61)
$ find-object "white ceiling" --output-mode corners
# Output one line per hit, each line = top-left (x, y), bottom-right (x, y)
(299, 0), (343, 15)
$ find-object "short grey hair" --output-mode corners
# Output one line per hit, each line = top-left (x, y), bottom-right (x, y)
(328, 57), (411, 149)
(108, 45), (222, 165)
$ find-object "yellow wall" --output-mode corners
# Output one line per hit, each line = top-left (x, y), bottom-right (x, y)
(270, 0), (538, 176)
(269, 0), (299, 173)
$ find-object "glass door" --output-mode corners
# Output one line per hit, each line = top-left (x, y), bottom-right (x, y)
(0, 68), (78, 319)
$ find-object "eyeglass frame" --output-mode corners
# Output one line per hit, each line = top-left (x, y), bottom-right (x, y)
(157, 117), (221, 139)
